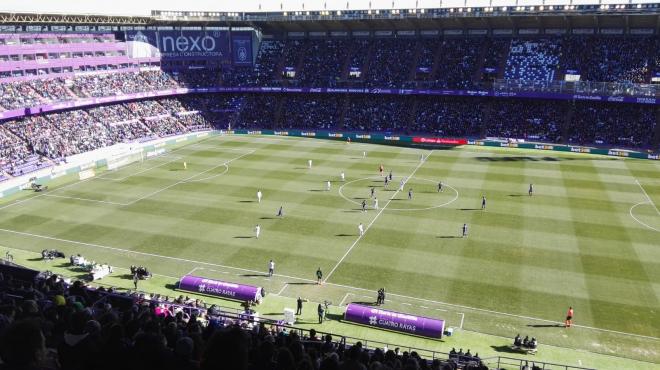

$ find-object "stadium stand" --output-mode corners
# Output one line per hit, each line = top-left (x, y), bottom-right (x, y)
(0, 262), (489, 370)
(0, 7), (658, 370)
(0, 31), (658, 181)
(504, 39), (561, 82)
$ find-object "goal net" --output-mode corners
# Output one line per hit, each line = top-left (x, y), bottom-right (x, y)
(106, 150), (144, 171)
(79, 169), (96, 180)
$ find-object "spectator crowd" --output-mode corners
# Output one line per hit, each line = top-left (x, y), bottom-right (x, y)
(0, 35), (658, 180)
(1, 91), (657, 180)
(0, 263), (488, 370)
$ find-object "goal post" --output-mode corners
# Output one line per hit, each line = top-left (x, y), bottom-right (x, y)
(79, 168), (96, 180)
(106, 150), (144, 171)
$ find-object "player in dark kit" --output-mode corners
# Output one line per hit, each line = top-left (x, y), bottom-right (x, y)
(296, 297), (303, 315)
(529, 183), (534, 196)
(481, 196), (486, 210)
(408, 189), (413, 200)
(438, 181), (443, 192)
(370, 187), (375, 198)
(277, 206), (283, 217)
(362, 200), (367, 212)
(462, 223), (468, 238)
(317, 303), (325, 323)
(316, 268), (323, 284)
(388, 171), (392, 181)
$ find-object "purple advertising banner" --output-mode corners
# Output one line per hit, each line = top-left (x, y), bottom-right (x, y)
(232, 32), (253, 66)
(344, 303), (445, 339)
(125, 30), (229, 61)
(178, 275), (263, 302)
(3, 85), (658, 123)
(0, 108), (27, 120)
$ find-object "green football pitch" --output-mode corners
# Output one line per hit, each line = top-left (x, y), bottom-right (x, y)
(0, 134), (658, 367)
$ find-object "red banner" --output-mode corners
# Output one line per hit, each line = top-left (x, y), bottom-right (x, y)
(412, 137), (467, 145)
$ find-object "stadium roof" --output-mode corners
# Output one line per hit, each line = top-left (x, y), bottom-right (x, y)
(2, 0), (659, 16)
(0, 0), (657, 32)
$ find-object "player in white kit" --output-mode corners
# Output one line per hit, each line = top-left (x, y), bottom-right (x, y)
(255, 224), (261, 239)
(358, 223), (364, 236)
(257, 190), (262, 203)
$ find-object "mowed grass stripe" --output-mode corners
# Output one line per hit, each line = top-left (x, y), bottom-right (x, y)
(560, 160), (658, 337)
(0, 136), (658, 344)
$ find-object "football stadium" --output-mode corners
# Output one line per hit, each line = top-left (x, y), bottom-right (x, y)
(0, 0), (658, 369)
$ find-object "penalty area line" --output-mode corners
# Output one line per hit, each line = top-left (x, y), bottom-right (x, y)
(123, 150), (254, 206)
(635, 179), (660, 217)
(0, 227), (656, 341)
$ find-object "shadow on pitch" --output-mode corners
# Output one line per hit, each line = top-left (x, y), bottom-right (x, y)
(437, 236), (461, 239)
(233, 236), (253, 239)
(325, 313), (343, 321)
(238, 200), (255, 203)
(241, 273), (269, 278)
(490, 345), (524, 354)
(508, 194), (526, 197)
(352, 301), (377, 306)
(476, 156), (562, 162)
(527, 324), (564, 328)
(459, 208), (481, 211)
(260, 217), (277, 220)
(309, 189), (325, 192)
(336, 233), (355, 237)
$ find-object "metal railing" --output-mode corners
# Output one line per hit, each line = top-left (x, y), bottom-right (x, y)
(481, 355), (596, 370)
(494, 79), (659, 98)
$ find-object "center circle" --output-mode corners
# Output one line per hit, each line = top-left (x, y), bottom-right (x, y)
(338, 176), (459, 211)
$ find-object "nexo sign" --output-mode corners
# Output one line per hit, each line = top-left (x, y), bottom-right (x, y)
(126, 30), (230, 60)
(161, 34), (218, 53)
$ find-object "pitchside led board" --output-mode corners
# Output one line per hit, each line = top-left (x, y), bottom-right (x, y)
(124, 30), (252, 66)
(178, 275), (263, 302)
(344, 303), (445, 339)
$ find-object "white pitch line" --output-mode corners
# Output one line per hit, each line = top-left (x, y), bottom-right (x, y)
(275, 283), (289, 296)
(0, 227), (318, 284)
(0, 175), (98, 211)
(629, 202), (660, 232)
(635, 179), (660, 216)
(186, 266), (201, 276)
(43, 194), (128, 206)
(124, 150), (254, 206)
(1, 226), (657, 341)
(0, 135), (219, 212)
(323, 150), (434, 283)
(97, 155), (183, 182)
(339, 293), (353, 306)
(321, 280), (658, 340)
